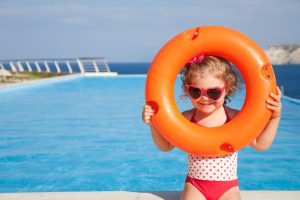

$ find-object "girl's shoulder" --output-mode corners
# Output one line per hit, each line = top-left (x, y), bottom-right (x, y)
(182, 108), (195, 120)
(224, 106), (239, 119)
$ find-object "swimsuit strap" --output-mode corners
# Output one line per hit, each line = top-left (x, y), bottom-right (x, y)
(190, 109), (197, 123)
(224, 107), (231, 123)
(190, 106), (231, 124)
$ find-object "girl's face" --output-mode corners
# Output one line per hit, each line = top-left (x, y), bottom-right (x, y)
(188, 73), (226, 115)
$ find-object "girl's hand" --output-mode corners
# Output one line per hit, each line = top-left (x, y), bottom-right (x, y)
(266, 86), (282, 119)
(142, 104), (155, 125)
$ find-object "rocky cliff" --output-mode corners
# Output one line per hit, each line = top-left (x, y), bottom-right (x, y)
(264, 45), (300, 64)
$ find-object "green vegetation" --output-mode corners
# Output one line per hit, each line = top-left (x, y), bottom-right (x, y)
(18, 72), (72, 80)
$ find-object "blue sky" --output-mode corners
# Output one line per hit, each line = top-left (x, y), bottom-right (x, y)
(0, 0), (299, 62)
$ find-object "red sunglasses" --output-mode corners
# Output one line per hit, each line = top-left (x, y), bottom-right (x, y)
(187, 84), (226, 101)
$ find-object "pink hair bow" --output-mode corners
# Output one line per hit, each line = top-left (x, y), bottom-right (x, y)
(187, 53), (205, 65)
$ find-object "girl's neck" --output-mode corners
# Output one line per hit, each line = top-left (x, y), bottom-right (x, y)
(193, 106), (227, 127)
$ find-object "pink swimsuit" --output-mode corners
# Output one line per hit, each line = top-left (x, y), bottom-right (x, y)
(185, 107), (239, 200)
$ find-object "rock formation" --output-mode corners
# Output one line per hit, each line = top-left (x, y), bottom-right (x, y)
(264, 45), (300, 64)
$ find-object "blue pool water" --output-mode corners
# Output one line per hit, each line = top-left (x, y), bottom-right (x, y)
(0, 76), (299, 192)
(109, 63), (300, 99)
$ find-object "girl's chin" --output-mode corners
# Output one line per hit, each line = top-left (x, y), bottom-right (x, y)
(195, 104), (216, 113)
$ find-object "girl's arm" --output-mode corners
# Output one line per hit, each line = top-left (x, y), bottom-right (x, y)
(142, 105), (174, 152)
(149, 125), (174, 152)
(250, 87), (282, 151)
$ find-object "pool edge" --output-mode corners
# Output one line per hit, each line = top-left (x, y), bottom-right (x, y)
(0, 74), (82, 91)
(0, 191), (299, 200)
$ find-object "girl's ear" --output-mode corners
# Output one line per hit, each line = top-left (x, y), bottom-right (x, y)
(184, 84), (189, 90)
(224, 84), (229, 96)
(225, 89), (229, 95)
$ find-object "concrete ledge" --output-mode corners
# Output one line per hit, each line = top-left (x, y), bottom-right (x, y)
(84, 72), (118, 76)
(0, 74), (81, 90)
(0, 191), (299, 200)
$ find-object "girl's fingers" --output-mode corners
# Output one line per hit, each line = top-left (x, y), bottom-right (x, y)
(144, 105), (155, 112)
(276, 86), (282, 97)
(267, 104), (280, 111)
(144, 107), (154, 114)
(142, 104), (157, 125)
(267, 88), (282, 119)
(144, 115), (151, 121)
(144, 115), (153, 125)
(142, 113), (152, 124)
(266, 99), (281, 107)
(142, 109), (154, 117)
(144, 107), (154, 112)
(144, 112), (154, 117)
(144, 105), (152, 110)
(142, 104), (155, 124)
(270, 86), (282, 101)
(270, 92), (281, 102)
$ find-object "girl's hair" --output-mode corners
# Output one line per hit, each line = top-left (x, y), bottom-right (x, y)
(181, 55), (239, 103)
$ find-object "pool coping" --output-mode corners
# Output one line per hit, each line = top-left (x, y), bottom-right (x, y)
(0, 191), (299, 200)
(0, 74), (82, 90)
(282, 95), (300, 104)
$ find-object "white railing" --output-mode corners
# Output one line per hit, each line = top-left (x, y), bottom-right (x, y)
(0, 57), (117, 76)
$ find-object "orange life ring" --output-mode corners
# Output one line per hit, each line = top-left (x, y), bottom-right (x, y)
(145, 26), (277, 156)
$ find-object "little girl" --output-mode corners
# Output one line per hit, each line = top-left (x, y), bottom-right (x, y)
(142, 55), (282, 200)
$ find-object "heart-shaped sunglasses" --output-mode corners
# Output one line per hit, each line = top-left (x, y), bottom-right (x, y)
(187, 84), (226, 101)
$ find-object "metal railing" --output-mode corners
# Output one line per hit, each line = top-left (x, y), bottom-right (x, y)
(0, 57), (117, 76)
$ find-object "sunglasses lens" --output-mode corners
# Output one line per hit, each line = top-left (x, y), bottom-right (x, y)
(207, 88), (222, 100)
(189, 86), (202, 99)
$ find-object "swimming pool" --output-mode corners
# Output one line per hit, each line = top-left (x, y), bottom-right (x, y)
(0, 76), (299, 192)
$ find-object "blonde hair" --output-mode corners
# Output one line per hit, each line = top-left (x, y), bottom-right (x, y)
(181, 56), (239, 103)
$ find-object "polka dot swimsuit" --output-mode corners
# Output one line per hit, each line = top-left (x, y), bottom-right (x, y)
(187, 107), (238, 181)
(188, 153), (238, 181)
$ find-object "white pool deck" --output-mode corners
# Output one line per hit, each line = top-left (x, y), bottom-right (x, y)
(0, 191), (300, 200)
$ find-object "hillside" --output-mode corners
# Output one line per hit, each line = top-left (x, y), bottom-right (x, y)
(264, 45), (300, 64)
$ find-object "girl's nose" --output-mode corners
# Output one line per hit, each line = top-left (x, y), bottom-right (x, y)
(200, 95), (210, 101)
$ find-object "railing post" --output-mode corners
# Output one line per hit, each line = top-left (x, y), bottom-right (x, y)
(92, 59), (99, 73)
(17, 61), (24, 72)
(66, 61), (73, 73)
(26, 61), (32, 72)
(44, 61), (50, 73)
(77, 58), (85, 74)
(54, 61), (61, 73)
(103, 58), (111, 72)
(9, 61), (17, 72)
(35, 61), (41, 72)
